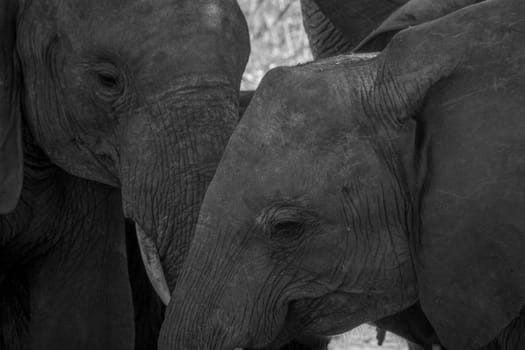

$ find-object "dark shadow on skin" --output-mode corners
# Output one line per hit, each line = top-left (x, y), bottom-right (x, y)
(275, 337), (330, 350)
(375, 303), (443, 350)
(0, 267), (30, 350)
(301, 0), (409, 59)
(240, 91), (255, 117)
(482, 307), (525, 350)
(125, 220), (165, 350)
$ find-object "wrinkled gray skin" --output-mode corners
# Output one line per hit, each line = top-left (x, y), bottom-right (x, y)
(301, 0), (484, 58)
(165, 1), (525, 350)
(301, 1), (485, 349)
(0, 0), (249, 349)
(300, 0), (408, 58)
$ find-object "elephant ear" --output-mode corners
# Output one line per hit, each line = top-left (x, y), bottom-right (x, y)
(362, 0), (525, 348)
(354, 0), (484, 52)
(0, 0), (23, 214)
(301, 0), (408, 58)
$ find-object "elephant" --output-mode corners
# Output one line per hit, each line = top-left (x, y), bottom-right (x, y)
(0, 0), (249, 348)
(163, 1), (525, 350)
(301, 1), (485, 348)
(300, 0), (484, 58)
(300, 0), (408, 58)
(125, 220), (166, 350)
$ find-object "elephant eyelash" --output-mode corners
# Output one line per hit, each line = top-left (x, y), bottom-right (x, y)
(259, 202), (319, 244)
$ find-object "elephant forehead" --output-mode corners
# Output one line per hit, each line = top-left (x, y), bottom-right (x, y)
(219, 129), (384, 218)
(202, 2), (225, 29)
(60, 0), (178, 18)
(241, 71), (363, 147)
(55, 1), (221, 41)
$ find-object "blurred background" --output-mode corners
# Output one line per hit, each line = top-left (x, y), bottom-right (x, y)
(237, 1), (410, 349)
(239, 0), (312, 90)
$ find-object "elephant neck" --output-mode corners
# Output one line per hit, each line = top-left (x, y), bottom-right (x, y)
(0, 120), (124, 256)
(0, 130), (61, 263)
(22, 126), (61, 190)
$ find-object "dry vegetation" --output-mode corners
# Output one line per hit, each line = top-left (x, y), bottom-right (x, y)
(237, 1), (409, 349)
(238, 0), (312, 90)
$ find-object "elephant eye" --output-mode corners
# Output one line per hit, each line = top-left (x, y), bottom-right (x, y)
(95, 67), (122, 92)
(97, 71), (119, 88)
(87, 61), (125, 98)
(272, 220), (305, 239)
(269, 215), (310, 246)
(260, 202), (318, 246)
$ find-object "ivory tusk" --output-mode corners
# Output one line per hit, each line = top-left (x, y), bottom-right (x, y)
(135, 223), (171, 305)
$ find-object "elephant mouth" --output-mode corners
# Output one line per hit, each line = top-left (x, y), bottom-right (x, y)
(135, 223), (171, 305)
(285, 294), (369, 338)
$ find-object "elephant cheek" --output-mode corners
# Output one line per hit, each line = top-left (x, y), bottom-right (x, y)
(157, 234), (294, 350)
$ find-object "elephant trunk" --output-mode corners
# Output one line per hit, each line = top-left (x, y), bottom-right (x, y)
(159, 259), (248, 350)
(120, 79), (239, 303)
(157, 221), (289, 350)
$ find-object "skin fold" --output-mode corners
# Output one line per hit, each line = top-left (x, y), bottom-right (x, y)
(1, 155), (134, 350)
(164, 1), (525, 350)
(125, 220), (167, 350)
(353, 0), (485, 52)
(300, 1), (490, 348)
(300, 0), (409, 58)
(0, 0), (249, 348)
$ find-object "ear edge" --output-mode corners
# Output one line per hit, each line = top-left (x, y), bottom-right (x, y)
(363, 22), (464, 128)
(0, 1), (24, 215)
(0, 114), (23, 215)
(354, 0), (484, 52)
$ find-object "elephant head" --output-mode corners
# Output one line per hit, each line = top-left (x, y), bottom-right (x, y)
(0, 0), (249, 307)
(164, 1), (525, 349)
